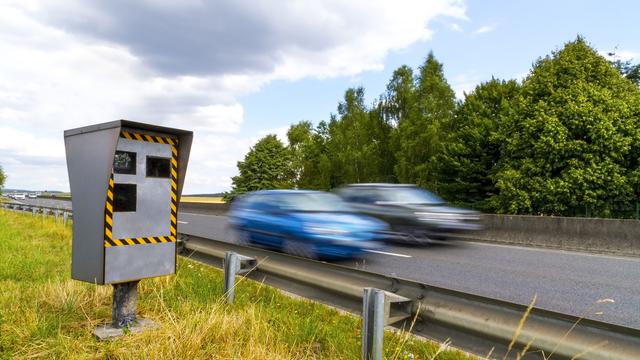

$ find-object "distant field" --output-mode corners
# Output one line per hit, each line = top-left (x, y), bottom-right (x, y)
(0, 210), (468, 359)
(41, 192), (71, 198)
(181, 196), (225, 203)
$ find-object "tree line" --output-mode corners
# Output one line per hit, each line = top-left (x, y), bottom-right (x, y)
(0, 165), (5, 192)
(228, 37), (640, 217)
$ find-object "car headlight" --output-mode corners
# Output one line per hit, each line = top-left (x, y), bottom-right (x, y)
(414, 212), (458, 221)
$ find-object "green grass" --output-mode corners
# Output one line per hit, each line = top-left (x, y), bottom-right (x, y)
(0, 210), (472, 359)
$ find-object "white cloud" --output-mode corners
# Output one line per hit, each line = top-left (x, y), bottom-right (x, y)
(599, 49), (639, 62)
(450, 23), (463, 32)
(0, 0), (466, 193)
(451, 73), (481, 99)
(475, 24), (497, 34)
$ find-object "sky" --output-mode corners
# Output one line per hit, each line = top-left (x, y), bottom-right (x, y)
(0, 0), (638, 194)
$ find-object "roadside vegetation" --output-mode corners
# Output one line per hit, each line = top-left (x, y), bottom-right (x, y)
(0, 210), (471, 359)
(226, 37), (640, 218)
(0, 164), (5, 196)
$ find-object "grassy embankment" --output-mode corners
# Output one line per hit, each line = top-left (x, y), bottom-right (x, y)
(0, 210), (472, 359)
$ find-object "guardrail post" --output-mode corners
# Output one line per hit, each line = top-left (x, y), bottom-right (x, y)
(32, 208), (36, 217)
(63, 212), (69, 226)
(223, 251), (256, 304)
(361, 288), (412, 360)
(54, 210), (60, 223)
(362, 288), (385, 360)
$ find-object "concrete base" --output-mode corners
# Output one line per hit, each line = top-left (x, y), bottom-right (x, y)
(94, 318), (158, 340)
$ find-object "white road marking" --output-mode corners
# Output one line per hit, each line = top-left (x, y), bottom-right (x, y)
(365, 249), (412, 258)
(469, 241), (640, 262)
(178, 221), (189, 224)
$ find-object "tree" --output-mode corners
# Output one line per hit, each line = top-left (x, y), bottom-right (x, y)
(381, 65), (416, 127)
(608, 50), (640, 87)
(394, 52), (456, 191)
(491, 37), (640, 216)
(287, 120), (332, 190)
(381, 65), (417, 183)
(0, 164), (5, 192)
(226, 135), (293, 200)
(327, 87), (393, 186)
(431, 78), (520, 208)
(287, 120), (313, 185)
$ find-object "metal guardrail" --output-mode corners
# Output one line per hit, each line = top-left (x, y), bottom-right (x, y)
(2, 202), (73, 225)
(3, 203), (639, 359)
(181, 235), (640, 360)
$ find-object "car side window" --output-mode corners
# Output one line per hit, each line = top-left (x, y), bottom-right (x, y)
(346, 189), (377, 204)
(237, 195), (263, 211)
(251, 195), (280, 212)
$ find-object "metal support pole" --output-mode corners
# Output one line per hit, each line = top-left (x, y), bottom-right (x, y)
(223, 251), (256, 304)
(112, 281), (139, 328)
(32, 208), (36, 217)
(42, 209), (46, 220)
(63, 212), (68, 226)
(54, 210), (59, 223)
(224, 251), (240, 304)
(362, 288), (385, 360)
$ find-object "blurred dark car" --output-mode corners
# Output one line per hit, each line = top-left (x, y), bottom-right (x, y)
(335, 184), (482, 244)
(228, 190), (388, 260)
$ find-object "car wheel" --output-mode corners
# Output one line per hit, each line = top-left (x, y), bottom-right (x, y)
(235, 229), (251, 246)
(283, 237), (317, 259)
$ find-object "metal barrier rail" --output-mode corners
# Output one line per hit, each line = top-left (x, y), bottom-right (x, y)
(2, 202), (73, 224)
(3, 203), (638, 359)
(181, 235), (640, 360)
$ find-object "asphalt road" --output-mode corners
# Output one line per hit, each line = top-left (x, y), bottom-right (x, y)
(178, 212), (640, 329)
(14, 198), (640, 329)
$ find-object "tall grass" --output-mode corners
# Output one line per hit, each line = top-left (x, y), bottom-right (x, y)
(0, 210), (471, 359)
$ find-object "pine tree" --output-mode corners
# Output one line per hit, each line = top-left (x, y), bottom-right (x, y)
(394, 52), (456, 191)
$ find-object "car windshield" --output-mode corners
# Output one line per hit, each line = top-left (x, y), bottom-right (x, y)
(278, 193), (352, 212)
(377, 187), (444, 204)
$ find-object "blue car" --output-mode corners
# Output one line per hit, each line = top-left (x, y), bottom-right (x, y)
(228, 190), (388, 260)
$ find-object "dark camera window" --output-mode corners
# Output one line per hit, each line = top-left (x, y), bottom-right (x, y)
(113, 184), (136, 212)
(114, 151), (136, 175)
(146, 157), (171, 178)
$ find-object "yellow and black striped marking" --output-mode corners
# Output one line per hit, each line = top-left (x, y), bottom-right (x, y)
(104, 174), (114, 243)
(170, 142), (178, 238)
(120, 130), (178, 145)
(104, 235), (177, 248)
(104, 130), (179, 248)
